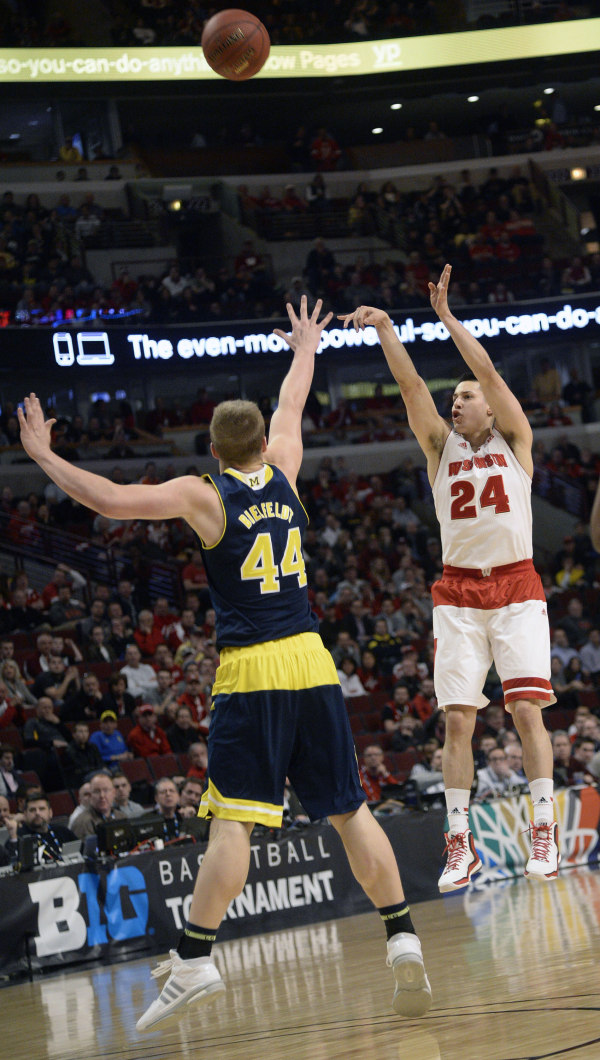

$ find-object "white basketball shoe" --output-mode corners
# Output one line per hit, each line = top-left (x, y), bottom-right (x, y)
(386, 932), (433, 1017)
(438, 830), (482, 893)
(524, 821), (560, 881)
(136, 950), (225, 1032)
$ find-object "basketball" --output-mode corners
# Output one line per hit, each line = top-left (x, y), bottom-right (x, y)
(201, 9), (270, 82)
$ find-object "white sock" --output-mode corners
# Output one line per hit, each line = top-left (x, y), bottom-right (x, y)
(445, 788), (470, 835)
(529, 778), (554, 826)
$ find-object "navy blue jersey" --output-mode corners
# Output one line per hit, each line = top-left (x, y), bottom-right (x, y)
(198, 464), (319, 648)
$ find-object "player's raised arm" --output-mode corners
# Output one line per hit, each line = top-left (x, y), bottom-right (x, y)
(265, 295), (332, 484)
(429, 264), (533, 456)
(17, 394), (223, 541)
(338, 305), (449, 479)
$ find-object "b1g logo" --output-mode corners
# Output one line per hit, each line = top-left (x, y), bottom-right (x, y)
(28, 866), (148, 956)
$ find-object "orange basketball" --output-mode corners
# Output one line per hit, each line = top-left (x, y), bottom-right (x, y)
(201, 9), (270, 82)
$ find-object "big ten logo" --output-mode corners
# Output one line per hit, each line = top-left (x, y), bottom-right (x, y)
(28, 865), (148, 956)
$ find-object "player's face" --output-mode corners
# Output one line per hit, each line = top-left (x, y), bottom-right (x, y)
(451, 381), (492, 436)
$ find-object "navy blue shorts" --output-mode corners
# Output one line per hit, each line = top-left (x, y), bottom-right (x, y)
(198, 632), (365, 827)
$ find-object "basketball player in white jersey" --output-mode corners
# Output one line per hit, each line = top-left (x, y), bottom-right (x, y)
(340, 264), (559, 890)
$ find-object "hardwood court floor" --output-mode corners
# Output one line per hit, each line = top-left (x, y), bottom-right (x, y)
(2, 868), (599, 1060)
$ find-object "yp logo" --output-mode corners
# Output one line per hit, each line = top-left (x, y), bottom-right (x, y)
(372, 42), (403, 68)
(28, 866), (148, 956)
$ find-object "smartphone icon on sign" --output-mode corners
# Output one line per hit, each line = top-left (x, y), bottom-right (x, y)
(76, 332), (114, 365)
(53, 332), (75, 367)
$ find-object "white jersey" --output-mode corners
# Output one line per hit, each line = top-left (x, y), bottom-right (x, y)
(431, 427), (532, 569)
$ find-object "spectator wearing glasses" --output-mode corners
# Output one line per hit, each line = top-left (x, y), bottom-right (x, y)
(476, 748), (523, 799)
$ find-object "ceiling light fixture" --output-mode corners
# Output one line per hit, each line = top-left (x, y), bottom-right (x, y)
(467, 95), (479, 103)
(543, 87), (555, 95)
(372, 127), (383, 134)
(570, 167), (587, 181)
(390, 103), (402, 110)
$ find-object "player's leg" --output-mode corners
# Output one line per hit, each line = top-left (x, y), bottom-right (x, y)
(438, 704), (482, 891)
(511, 698), (559, 881)
(489, 597), (558, 881)
(433, 601), (490, 892)
(136, 818), (252, 1032)
(330, 803), (432, 1017)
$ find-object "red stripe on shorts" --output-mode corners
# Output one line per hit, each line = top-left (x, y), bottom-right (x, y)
(503, 676), (553, 703)
(432, 560), (545, 610)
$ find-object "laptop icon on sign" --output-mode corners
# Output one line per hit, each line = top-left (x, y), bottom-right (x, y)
(76, 332), (114, 365)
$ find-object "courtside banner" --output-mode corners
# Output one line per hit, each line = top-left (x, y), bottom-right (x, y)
(0, 20), (598, 82)
(0, 814), (442, 979)
(4, 296), (600, 374)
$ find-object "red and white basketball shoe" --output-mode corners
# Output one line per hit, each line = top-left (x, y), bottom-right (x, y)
(438, 830), (482, 893)
(524, 821), (560, 881)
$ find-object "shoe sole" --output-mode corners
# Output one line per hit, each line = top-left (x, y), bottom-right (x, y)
(438, 856), (482, 893)
(137, 981), (226, 1032)
(392, 957), (433, 1018)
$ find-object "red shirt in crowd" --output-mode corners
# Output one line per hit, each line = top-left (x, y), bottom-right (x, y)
(358, 763), (399, 802)
(127, 723), (171, 757)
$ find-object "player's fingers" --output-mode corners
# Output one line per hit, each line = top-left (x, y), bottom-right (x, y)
(300, 293), (308, 320)
(319, 311), (333, 331)
(272, 329), (292, 345)
(310, 298), (323, 323)
(286, 302), (299, 326)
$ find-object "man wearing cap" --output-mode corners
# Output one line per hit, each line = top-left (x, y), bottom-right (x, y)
(128, 705), (171, 758)
(89, 710), (133, 769)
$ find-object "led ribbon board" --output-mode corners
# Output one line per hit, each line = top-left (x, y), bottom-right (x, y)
(0, 20), (598, 81)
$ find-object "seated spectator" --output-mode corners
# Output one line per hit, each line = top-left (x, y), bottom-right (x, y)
(23, 695), (70, 752)
(68, 780), (92, 830)
(59, 137), (82, 164)
(551, 656), (587, 711)
(89, 710), (132, 769)
(120, 642), (159, 700)
(390, 714), (422, 752)
(5, 792), (76, 862)
(580, 629), (600, 684)
(63, 671), (104, 723)
(476, 747), (522, 799)
(409, 743), (444, 798)
(176, 673), (210, 733)
(166, 704), (199, 754)
(32, 654), (80, 705)
(474, 734), (500, 770)
(358, 744), (400, 804)
(64, 721), (105, 788)
(550, 628), (579, 668)
(357, 648), (385, 693)
(128, 704), (171, 757)
(0, 744), (24, 798)
(134, 609), (166, 659)
(178, 776), (204, 817)
(505, 741), (526, 781)
(561, 256), (592, 293)
(186, 739), (208, 782)
(0, 679), (18, 731)
(410, 678), (437, 723)
(48, 583), (86, 629)
(111, 772), (145, 818)
(100, 671), (136, 718)
(281, 183), (307, 212)
(154, 777), (185, 839)
(570, 737), (597, 785)
(336, 656), (367, 699)
(367, 618), (404, 675)
(86, 623), (117, 663)
(71, 769), (127, 839)
(382, 683), (412, 736)
(310, 127), (341, 171)
(1, 659), (40, 711)
(108, 615), (134, 660)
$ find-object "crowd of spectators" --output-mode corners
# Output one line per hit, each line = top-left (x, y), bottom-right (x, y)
(1, 166), (599, 334)
(0, 444), (599, 864)
(2, 0), (589, 49)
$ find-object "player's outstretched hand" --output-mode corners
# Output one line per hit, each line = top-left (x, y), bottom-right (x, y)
(337, 306), (391, 331)
(428, 263), (452, 318)
(17, 393), (56, 461)
(273, 295), (332, 353)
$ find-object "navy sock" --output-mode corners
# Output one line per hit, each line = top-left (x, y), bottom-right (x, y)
(176, 922), (217, 960)
(378, 901), (416, 940)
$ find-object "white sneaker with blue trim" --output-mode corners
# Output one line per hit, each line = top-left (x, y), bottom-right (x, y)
(136, 950), (225, 1032)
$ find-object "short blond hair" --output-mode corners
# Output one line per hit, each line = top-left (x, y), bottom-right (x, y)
(210, 400), (265, 466)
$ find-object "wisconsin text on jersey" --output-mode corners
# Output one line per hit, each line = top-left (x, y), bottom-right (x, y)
(238, 501), (295, 529)
(448, 453), (508, 476)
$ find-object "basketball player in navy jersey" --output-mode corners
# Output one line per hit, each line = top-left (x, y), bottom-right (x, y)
(341, 265), (559, 893)
(19, 296), (431, 1031)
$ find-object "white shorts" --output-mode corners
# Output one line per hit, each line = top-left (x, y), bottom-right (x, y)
(431, 561), (554, 712)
